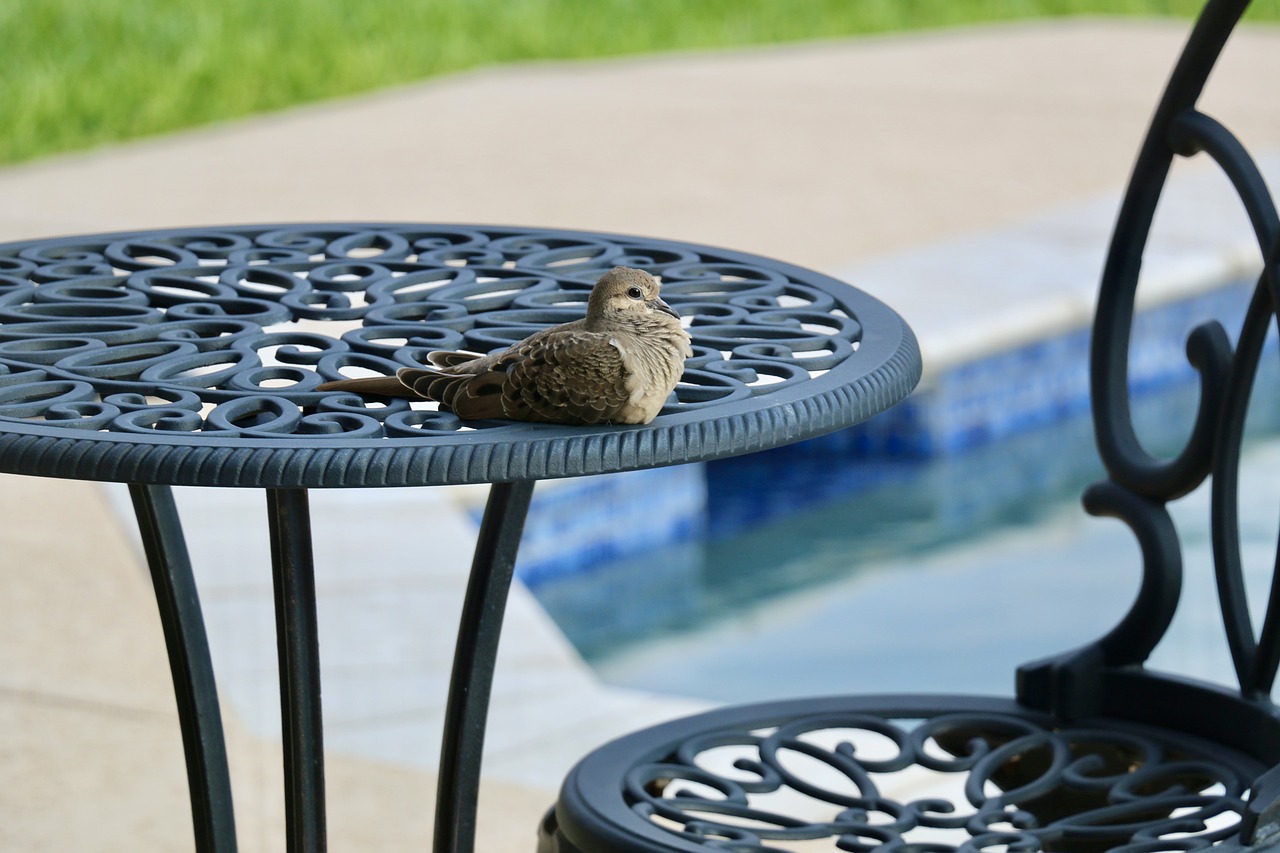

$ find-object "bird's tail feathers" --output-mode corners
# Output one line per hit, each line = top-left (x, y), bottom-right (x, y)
(315, 374), (410, 397)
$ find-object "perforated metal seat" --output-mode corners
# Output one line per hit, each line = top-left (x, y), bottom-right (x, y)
(538, 1), (1280, 849)
(543, 693), (1275, 851)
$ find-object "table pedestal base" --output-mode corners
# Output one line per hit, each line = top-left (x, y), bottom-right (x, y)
(128, 480), (536, 853)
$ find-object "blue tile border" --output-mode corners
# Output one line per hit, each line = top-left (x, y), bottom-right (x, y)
(514, 464), (706, 586)
(871, 277), (1257, 457)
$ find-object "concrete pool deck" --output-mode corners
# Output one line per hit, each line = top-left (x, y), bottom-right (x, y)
(2, 17), (1280, 851)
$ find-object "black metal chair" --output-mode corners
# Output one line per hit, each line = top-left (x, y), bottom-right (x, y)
(537, 0), (1280, 850)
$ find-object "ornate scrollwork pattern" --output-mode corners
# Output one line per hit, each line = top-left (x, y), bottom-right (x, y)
(0, 225), (869, 443)
(629, 711), (1250, 852)
(1068, 0), (1280, 703)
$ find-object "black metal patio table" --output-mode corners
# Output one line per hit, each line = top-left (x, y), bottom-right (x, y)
(0, 223), (921, 853)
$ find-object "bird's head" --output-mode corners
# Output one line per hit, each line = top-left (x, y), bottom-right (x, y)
(585, 266), (680, 329)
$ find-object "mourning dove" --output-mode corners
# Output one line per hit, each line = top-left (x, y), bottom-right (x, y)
(316, 266), (692, 425)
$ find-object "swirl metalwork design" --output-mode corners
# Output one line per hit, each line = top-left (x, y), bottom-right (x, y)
(624, 710), (1250, 852)
(549, 696), (1271, 853)
(0, 224), (919, 487)
(1025, 0), (1280, 709)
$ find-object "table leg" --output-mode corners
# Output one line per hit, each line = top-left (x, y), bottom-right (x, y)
(128, 483), (238, 853)
(434, 479), (536, 853)
(266, 488), (326, 853)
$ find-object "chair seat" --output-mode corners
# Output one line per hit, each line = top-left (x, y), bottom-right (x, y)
(539, 694), (1268, 853)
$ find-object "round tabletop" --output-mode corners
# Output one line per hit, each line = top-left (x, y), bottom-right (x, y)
(0, 224), (920, 488)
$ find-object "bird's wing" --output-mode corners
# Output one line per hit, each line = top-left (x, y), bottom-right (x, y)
(426, 320), (587, 375)
(399, 330), (629, 424)
(501, 330), (631, 424)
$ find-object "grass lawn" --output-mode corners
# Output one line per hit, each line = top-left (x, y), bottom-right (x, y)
(3, 0), (1276, 166)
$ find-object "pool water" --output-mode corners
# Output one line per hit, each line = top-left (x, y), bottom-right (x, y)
(531, 372), (1280, 705)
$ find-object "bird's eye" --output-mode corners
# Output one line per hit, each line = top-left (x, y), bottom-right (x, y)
(626, 286), (644, 300)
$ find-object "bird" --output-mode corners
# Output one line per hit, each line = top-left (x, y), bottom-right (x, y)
(315, 266), (692, 425)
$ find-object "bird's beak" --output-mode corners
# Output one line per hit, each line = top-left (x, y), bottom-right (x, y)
(651, 297), (680, 319)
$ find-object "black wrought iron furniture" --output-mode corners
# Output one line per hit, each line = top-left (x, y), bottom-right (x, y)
(537, 1), (1280, 851)
(0, 224), (919, 852)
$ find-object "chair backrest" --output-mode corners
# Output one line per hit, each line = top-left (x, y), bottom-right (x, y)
(1017, 0), (1280, 763)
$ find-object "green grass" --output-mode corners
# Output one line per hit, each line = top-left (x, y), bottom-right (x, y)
(2, 0), (1277, 166)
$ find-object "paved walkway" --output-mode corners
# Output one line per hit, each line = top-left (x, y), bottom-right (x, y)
(2, 18), (1279, 852)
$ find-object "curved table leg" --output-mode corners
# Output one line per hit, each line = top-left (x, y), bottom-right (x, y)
(128, 483), (238, 853)
(128, 480), (533, 852)
(434, 479), (537, 853)
(266, 488), (327, 853)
